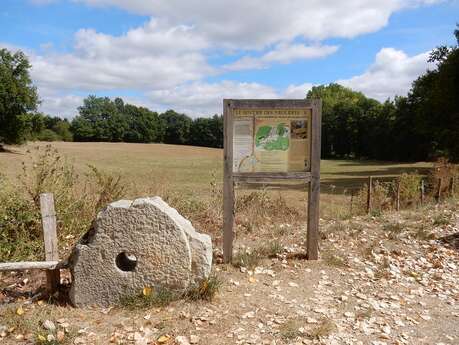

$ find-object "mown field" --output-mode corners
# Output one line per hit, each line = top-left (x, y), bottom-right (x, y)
(0, 141), (431, 190)
(0, 141), (431, 217)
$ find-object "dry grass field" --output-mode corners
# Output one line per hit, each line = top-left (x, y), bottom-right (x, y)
(0, 141), (431, 218)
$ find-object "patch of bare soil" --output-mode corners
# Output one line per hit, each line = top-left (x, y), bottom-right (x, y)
(1, 202), (458, 345)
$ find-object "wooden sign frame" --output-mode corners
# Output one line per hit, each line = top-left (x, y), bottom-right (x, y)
(223, 99), (322, 262)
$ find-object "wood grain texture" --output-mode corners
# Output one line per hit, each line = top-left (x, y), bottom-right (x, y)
(223, 100), (235, 263)
(0, 261), (67, 271)
(40, 193), (60, 293)
(233, 171), (311, 180)
(307, 99), (322, 260)
(366, 176), (373, 214)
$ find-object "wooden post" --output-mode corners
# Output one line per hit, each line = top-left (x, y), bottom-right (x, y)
(449, 177), (455, 198)
(350, 190), (354, 217)
(396, 177), (401, 211)
(420, 179), (425, 205)
(366, 176), (373, 214)
(40, 193), (60, 293)
(223, 100), (235, 264)
(307, 99), (321, 260)
(436, 178), (442, 203)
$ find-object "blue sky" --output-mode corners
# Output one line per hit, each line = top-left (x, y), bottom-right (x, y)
(1, 0), (458, 117)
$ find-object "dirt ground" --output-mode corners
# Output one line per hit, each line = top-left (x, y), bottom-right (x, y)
(1, 199), (458, 345)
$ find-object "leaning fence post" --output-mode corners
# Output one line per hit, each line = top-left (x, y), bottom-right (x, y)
(436, 178), (442, 203)
(40, 193), (60, 294)
(366, 176), (373, 214)
(350, 190), (354, 216)
(449, 176), (455, 198)
(420, 179), (425, 205)
(396, 177), (401, 212)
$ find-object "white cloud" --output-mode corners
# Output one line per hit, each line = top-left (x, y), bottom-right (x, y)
(27, 19), (214, 92)
(283, 83), (314, 99)
(38, 93), (83, 118)
(76, 0), (440, 48)
(225, 44), (338, 71)
(148, 80), (279, 116)
(148, 80), (315, 117)
(338, 48), (434, 100)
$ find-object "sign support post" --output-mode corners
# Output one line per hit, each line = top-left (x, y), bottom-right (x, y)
(306, 99), (321, 260)
(223, 99), (322, 263)
(223, 100), (235, 264)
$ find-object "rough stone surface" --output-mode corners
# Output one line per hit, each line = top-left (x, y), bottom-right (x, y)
(69, 196), (212, 307)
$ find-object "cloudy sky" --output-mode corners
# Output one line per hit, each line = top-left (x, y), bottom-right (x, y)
(1, 0), (458, 118)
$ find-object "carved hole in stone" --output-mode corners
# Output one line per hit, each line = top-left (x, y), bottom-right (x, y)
(115, 252), (137, 272)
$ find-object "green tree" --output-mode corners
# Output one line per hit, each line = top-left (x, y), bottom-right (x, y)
(159, 110), (192, 144)
(123, 104), (163, 143)
(307, 83), (382, 158)
(71, 95), (127, 141)
(0, 48), (39, 147)
(397, 24), (459, 161)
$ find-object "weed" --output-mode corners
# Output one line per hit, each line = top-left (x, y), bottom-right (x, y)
(355, 308), (374, 320)
(257, 241), (284, 258)
(120, 287), (177, 310)
(232, 249), (262, 269)
(322, 250), (349, 268)
(87, 165), (126, 211)
(383, 221), (405, 240)
(398, 173), (423, 208)
(121, 275), (222, 309)
(186, 275), (222, 302)
(279, 320), (302, 340)
(433, 212), (452, 226)
(362, 241), (378, 259)
(413, 224), (436, 240)
(327, 221), (348, 236)
(308, 318), (336, 340)
(235, 190), (299, 233)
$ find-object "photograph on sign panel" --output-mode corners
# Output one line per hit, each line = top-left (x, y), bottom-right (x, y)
(288, 118), (309, 171)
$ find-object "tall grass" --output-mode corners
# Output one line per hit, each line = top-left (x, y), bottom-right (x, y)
(0, 145), (125, 261)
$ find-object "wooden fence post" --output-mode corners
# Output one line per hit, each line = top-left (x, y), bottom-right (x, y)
(350, 190), (354, 217)
(420, 179), (425, 205)
(396, 177), (401, 212)
(436, 178), (442, 203)
(366, 176), (373, 214)
(40, 193), (60, 294)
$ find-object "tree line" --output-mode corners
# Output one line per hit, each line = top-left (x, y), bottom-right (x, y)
(70, 96), (223, 147)
(307, 25), (458, 162)
(0, 25), (457, 161)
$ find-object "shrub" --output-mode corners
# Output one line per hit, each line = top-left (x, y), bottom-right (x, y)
(398, 173), (423, 208)
(37, 129), (61, 142)
(0, 145), (126, 261)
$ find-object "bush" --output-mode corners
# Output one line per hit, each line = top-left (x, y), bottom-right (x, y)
(398, 173), (422, 207)
(37, 129), (61, 142)
(0, 145), (126, 261)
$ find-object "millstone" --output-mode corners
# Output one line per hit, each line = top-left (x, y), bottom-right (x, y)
(69, 197), (212, 307)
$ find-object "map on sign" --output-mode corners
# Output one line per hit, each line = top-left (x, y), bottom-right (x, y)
(255, 123), (289, 151)
(232, 108), (311, 173)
